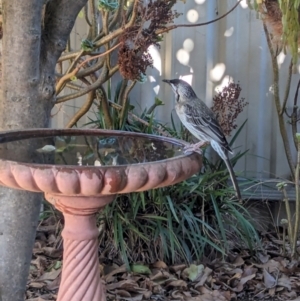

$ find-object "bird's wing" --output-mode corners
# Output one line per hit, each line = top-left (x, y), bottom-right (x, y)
(184, 101), (231, 152)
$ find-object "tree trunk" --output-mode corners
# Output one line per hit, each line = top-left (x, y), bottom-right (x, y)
(0, 1), (87, 300)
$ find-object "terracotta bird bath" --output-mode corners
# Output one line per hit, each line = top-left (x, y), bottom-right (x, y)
(0, 128), (202, 301)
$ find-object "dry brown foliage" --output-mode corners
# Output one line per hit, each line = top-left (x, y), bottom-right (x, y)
(212, 82), (248, 137)
(262, 0), (283, 43)
(260, 0), (300, 50)
(118, 0), (179, 80)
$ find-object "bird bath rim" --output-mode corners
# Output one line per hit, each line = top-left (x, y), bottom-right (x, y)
(0, 128), (202, 196)
(0, 128), (197, 168)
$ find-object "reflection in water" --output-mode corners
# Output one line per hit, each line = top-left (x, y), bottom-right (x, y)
(0, 135), (185, 166)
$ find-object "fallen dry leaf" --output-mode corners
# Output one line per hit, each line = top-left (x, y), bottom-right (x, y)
(263, 268), (277, 289)
(258, 252), (270, 264)
(232, 273), (256, 292)
(151, 261), (168, 269)
(196, 267), (212, 287)
(28, 282), (46, 289)
(38, 268), (61, 281)
(277, 274), (291, 290)
(167, 279), (188, 288)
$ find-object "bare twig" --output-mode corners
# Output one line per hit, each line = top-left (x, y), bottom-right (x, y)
(109, 0), (125, 30)
(58, 50), (82, 62)
(56, 65), (119, 103)
(84, 3), (92, 27)
(65, 82), (83, 90)
(264, 23), (295, 176)
(106, 100), (172, 137)
(66, 90), (95, 128)
(75, 38), (121, 79)
(282, 187), (294, 247)
(89, 0), (139, 51)
(96, 86), (113, 129)
(77, 57), (105, 78)
(101, 9), (111, 69)
(281, 59), (293, 116)
(55, 43), (120, 95)
(58, 33), (107, 62)
(58, 0), (238, 64)
(88, 0), (97, 39)
(157, 0), (242, 35)
(119, 81), (136, 128)
(291, 80), (300, 150)
(292, 134), (300, 258)
(102, 9), (109, 36)
(57, 50), (85, 93)
(118, 80), (128, 105)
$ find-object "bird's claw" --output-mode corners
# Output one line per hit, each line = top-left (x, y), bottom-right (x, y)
(183, 142), (204, 154)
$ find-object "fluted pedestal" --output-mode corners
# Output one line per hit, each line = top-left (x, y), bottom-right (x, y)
(45, 193), (114, 301)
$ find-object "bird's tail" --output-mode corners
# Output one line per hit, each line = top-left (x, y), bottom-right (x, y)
(223, 156), (242, 201)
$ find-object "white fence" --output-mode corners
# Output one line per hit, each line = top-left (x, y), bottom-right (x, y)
(52, 0), (298, 180)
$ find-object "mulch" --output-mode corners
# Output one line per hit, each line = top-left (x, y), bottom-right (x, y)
(25, 216), (300, 301)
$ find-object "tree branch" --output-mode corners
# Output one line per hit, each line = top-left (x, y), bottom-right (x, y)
(84, 3), (92, 27)
(77, 58), (105, 78)
(56, 43), (120, 94)
(264, 23), (295, 177)
(109, 0), (125, 30)
(280, 59), (293, 116)
(157, 0), (242, 35)
(88, 0), (97, 39)
(57, 0), (226, 64)
(42, 0), (88, 69)
(57, 50), (85, 94)
(118, 80), (128, 105)
(66, 90), (95, 128)
(96, 86), (113, 129)
(58, 50), (85, 62)
(291, 79), (300, 150)
(56, 65), (118, 103)
(292, 134), (300, 257)
(119, 81), (136, 128)
(92, 0), (139, 49)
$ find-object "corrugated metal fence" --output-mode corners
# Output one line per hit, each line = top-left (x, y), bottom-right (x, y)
(53, 0), (299, 180)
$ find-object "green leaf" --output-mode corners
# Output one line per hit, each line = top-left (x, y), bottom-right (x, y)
(78, 10), (84, 18)
(166, 195), (179, 223)
(130, 264), (151, 275)
(211, 195), (228, 250)
(98, 0), (119, 11)
(155, 97), (164, 106)
(183, 264), (204, 281)
(36, 145), (56, 153)
(81, 39), (94, 51)
(54, 261), (62, 270)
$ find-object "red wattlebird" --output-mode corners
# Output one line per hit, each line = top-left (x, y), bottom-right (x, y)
(163, 79), (242, 201)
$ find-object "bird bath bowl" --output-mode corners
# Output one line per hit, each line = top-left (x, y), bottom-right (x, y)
(0, 128), (202, 301)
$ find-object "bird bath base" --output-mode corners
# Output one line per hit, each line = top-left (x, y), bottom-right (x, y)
(45, 193), (114, 301)
(0, 129), (202, 301)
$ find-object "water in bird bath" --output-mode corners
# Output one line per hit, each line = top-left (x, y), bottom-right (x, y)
(0, 133), (185, 166)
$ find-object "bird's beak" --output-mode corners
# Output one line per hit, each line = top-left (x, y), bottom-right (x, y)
(163, 79), (177, 94)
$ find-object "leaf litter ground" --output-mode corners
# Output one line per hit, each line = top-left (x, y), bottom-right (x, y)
(26, 216), (300, 301)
